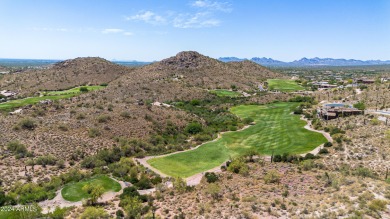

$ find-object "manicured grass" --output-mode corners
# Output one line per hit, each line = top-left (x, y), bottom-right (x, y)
(61, 175), (121, 202)
(0, 94), (75, 111)
(0, 85), (105, 111)
(267, 79), (304, 92)
(148, 102), (327, 178)
(209, 89), (242, 97)
(42, 85), (105, 96)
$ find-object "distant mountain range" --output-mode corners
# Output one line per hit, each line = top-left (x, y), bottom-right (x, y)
(2, 56), (390, 68)
(218, 57), (390, 67)
(0, 58), (151, 68)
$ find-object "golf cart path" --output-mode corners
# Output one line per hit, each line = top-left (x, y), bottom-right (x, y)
(135, 125), (252, 180)
(136, 116), (333, 186)
(39, 178), (126, 214)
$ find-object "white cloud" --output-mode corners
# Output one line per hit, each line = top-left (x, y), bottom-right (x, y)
(173, 12), (220, 28)
(125, 11), (166, 25)
(123, 32), (134, 36)
(192, 0), (232, 12)
(101, 28), (124, 34)
(125, 1), (231, 29)
(30, 27), (69, 32)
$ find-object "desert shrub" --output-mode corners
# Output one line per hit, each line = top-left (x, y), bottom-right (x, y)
(243, 150), (259, 162)
(81, 156), (106, 169)
(88, 128), (101, 138)
(264, 170), (281, 184)
(47, 206), (72, 219)
(370, 118), (380, 125)
(332, 133), (345, 143)
(353, 102), (366, 110)
(326, 126), (345, 135)
(116, 209), (124, 218)
(121, 196), (143, 219)
(97, 115), (111, 123)
(227, 157), (249, 176)
(107, 104), (114, 111)
(80, 207), (109, 219)
(289, 96), (315, 103)
(190, 99), (200, 106)
(272, 154), (282, 162)
(304, 153), (316, 160)
(10, 182), (50, 204)
(293, 106), (303, 114)
(35, 155), (57, 167)
(368, 199), (388, 212)
(19, 118), (36, 130)
(318, 148), (329, 154)
(76, 113), (86, 120)
(120, 111), (131, 118)
(206, 183), (221, 199)
(0, 189), (9, 206)
(173, 177), (187, 194)
(204, 172), (219, 183)
(32, 108), (45, 117)
(282, 190), (289, 198)
(134, 175), (152, 190)
(301, 159), (315, 171)
(120, 186), (147, 203)
(56, 160), (65, 169)
(151, 176), (162, 185)
(185, 122), (203, 134)
(354, 167), (375, 179)
(7, 141), (31, 159)
(194, 133), (212, 142)
(324, 142), (333, 147)
(58, 124), (69, 131)
(79, 87), (89, 92)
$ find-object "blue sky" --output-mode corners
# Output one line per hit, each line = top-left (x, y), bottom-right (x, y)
(0, 0), (389, 61)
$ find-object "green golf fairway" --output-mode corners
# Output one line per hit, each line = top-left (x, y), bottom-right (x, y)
(209, 89), (242, 97)
(267, 79), (304, 92)
(0, 85), (105, 111)
(42, 85), (105, 96)
(148, 102), (326, 178)
(61, 175), (121, 202)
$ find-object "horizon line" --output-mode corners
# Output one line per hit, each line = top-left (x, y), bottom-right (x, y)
(0, 55), (390, 63)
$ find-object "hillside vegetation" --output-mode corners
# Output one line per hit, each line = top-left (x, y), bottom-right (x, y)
(1, 52), (388, 218)
(0, 51), (281, 191)
(0, 57), (130, 96)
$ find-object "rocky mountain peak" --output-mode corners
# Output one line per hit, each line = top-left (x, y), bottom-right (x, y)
(159, 51), (216, 69)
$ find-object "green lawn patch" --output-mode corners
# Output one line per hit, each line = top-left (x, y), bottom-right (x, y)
(267, 79), (304, 92)
(42, 85), (105, 96)
(209, 89), (242, 97)
(148, 102), (326, 178)
(61, 175), (121, 202)
(0, 86), (105, 111)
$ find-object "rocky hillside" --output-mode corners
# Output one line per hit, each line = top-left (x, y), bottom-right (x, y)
(0, 51), (285, 190)
(0, 57), (130, 96)
(100, 51), (281, 102)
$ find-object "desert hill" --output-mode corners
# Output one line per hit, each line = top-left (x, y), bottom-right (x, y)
(0, 57), (130, 96)
(0, 51), (286, 190)
(99, 51), (281, 102)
